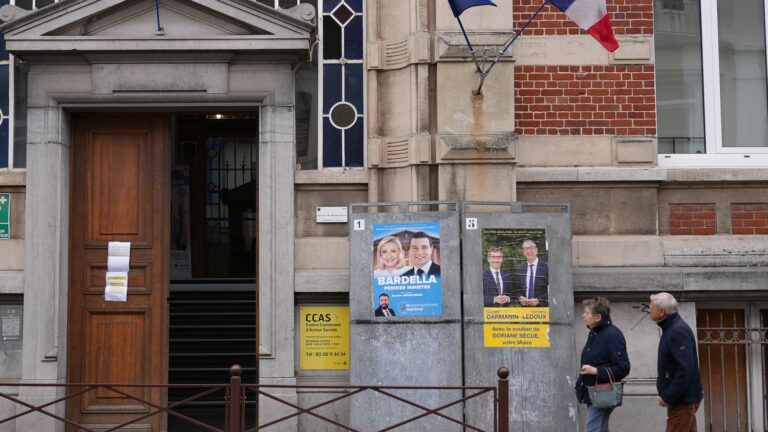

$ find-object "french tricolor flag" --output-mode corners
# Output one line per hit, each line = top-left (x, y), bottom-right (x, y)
(550, 0), (619, 52)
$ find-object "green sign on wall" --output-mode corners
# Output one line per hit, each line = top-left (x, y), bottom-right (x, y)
(0, 193), (10, 240)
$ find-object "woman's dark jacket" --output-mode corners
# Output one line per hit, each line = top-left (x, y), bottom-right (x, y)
(656, 313), (703, 406)
(574, 316), (631, 406)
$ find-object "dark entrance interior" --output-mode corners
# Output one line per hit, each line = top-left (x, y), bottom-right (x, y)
(167, 113), (259, 431)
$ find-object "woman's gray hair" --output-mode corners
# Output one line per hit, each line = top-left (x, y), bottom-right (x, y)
(650, 292), (678, 314)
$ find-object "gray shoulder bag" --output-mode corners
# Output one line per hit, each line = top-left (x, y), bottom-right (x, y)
(588, 367), (623, 408)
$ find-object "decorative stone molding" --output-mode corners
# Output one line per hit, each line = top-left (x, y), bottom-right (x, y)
(610, 37), (654, 64)
(368, 32), (431, 70)
(435, 32), (514, 61)
(92, 63), (229, 94)
(368, 133), (432, 168)
(613, 136), (657, 164)
(437, 132), (517, 163)
(283, 3), (317, 26)
(0, 5), (30, 23)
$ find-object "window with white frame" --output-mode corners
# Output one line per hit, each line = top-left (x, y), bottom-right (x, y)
(655, 0), (768, 165)
(0, 0), (60, 169)
(0, 12), (9, 169)
(295, 0), (365, 169)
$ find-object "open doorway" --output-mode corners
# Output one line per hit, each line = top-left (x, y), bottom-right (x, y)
(168, 113), (259, 431)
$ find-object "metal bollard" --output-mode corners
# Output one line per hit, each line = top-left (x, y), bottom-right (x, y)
(497, 367), (509, 432)
(229, 364), (243, 432)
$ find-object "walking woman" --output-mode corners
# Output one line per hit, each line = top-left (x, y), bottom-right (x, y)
(575, 297), (631, 432)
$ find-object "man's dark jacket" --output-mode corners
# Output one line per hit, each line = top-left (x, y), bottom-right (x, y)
(574, 316), (630, 406)
(656, 313), (703, 405)
(514, 260), (549, 304)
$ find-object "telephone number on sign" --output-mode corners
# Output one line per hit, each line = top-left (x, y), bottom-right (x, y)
(306, 352), (347, 357)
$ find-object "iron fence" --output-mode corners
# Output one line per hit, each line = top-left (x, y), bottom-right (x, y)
(0, 365), (510, 432)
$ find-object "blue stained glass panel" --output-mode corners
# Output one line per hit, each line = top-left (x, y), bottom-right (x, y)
(345, 16), (363, 59)
(344, 118), (364, 167)
(323, 18), (342, 59)
(0, 65), (8, 116)
(0, 120), (8, 168)
(347, 0), (362, 13)
(323, 0), (340, 13)
(323, 64), (342, 113)
(344, 64), (363, 113)
(322, 117), (342, 167)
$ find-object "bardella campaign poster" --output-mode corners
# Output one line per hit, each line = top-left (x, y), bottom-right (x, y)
(372, 221), (442, 317)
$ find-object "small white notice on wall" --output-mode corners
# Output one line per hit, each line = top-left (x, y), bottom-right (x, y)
(316, 207), (348, 223)
(106, 241), (131, 302)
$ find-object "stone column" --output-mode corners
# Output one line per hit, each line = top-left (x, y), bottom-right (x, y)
(19, 105), (71, 432)
(257, 103), (298, 431)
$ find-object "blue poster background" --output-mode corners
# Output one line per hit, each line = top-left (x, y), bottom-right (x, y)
(372, 221), (442, 317)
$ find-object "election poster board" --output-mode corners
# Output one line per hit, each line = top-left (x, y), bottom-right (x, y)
(372, 221), (443, 317)
(299, 306), (350, 370)
(481, 228), (550, 348)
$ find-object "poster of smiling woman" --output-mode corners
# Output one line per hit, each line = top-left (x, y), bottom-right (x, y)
(372, 221), (442, 317)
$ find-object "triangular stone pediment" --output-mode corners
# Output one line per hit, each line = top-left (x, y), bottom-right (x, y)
(0, 0), (315, 53)
(53, 0), (271, 37)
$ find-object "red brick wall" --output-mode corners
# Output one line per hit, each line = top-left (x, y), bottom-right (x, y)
(514, 65), (656, 136)
(731, 204), (768, 235)
(513, 0), (654, 36)
(669, 204), (716, 235)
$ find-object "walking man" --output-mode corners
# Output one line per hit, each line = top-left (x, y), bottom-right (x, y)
(650, 292), (703, 432)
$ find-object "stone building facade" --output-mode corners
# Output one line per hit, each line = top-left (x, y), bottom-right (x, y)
(0, 0), (766, 431)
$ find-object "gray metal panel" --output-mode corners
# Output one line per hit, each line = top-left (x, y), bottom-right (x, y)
(462, 202), (577, 432)
(349, 202), (462, 432)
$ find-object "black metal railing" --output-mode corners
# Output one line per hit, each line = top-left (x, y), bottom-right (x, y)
(0, 365), (510, 432)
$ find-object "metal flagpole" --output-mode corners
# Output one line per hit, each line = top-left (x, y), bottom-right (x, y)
(474, 0), (549, 94)
(456, 16), (484, 74)
(155, 0), (164, 35)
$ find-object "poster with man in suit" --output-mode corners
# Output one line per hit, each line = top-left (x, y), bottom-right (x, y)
(481, 228), (549, 308)
(372, 221), (442, 317)
(481, 228), (551, 348)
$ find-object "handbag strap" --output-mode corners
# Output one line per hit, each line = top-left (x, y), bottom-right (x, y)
(596, 367), (615, 384)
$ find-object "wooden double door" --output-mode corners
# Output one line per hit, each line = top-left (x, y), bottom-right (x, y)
(68, 115), (169, 430)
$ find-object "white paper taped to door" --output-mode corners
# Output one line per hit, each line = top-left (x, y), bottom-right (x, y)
(108, 241), (131, 257)
(105, 271), (128, 302)
(106, 241), (131, 300)
(107, 256), (130, 272)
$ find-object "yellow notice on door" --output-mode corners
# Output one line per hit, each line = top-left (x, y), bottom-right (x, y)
(299, 306), (349, 370)
(483, 324), (550, 348)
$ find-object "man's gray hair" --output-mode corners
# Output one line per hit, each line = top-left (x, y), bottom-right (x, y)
(650, 292), (678, 314)
(488, 246), (503, 256)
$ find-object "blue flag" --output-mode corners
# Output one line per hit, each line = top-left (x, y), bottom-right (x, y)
(448, 0), (497, 17)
